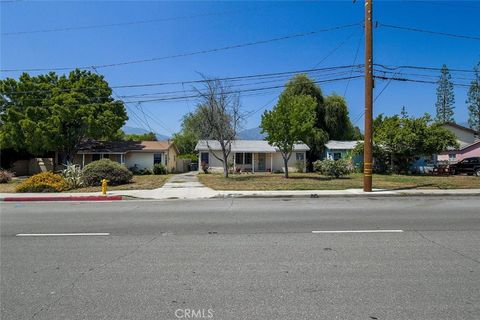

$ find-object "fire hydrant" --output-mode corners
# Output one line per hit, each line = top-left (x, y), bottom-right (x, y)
(101, 179), (107, 195)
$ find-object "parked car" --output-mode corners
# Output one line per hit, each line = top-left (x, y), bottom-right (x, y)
(449, 157), (480, 176)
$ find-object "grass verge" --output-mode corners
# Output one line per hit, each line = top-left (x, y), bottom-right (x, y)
(198, 172), (480, 190)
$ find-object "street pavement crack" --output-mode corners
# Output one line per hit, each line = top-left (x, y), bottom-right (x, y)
(29, 235), (159, 320)
(415, 230), (480, 265)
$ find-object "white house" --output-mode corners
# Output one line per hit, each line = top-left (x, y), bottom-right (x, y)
(195, 140), (309, 173)
(324, 140), (362, 160)
(72, 140), (179, 172)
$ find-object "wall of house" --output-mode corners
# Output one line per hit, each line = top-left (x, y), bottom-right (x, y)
(198, 151), (306, 173)
(125, 153), (158, 170)
(444, 125), (477, 147)
(438, 143), (480, 163)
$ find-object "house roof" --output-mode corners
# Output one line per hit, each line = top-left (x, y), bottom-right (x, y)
(324, 140), (362, 150)
(195, 140), (310, 152)
(442, 122), (479, 135)
(77, 140), (173, 154)
(441, 140), (480, 153)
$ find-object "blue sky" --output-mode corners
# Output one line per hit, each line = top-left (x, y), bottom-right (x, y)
(1, 1), (479, 137)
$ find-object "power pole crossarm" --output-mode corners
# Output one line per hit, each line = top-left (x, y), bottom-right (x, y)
(364, 0), (374, 192)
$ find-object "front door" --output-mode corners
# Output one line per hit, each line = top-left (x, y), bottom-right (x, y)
(258, 153), (266, 171)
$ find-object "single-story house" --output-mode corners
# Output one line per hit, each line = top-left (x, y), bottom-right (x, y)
(324, 140), (362, 161)
(437, 123), (480, 163)
(194, 140), (309, 173)
(72, 140), (179, 172)
(437, 141), (480, 163)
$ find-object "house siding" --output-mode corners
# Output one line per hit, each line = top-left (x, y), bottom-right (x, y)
(198, 150), (306, 173)
(438, 142), (480, 162)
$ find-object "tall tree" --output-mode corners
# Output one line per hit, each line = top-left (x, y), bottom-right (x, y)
(123, 132), (157, 141)
(261, 94), (318, 178)
(0, 70), (128, 162)
(324, 94), (357, 140)
(435, 64), (455, 123)
(467, 61), (480, 132)
(281, 75), (327, 168)
(373, 112), (458, 173)
(195, 78), (243, 178)
(281, 75), (358, 169)
(172, 107), (206, 156)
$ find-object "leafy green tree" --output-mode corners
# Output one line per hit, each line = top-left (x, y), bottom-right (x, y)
(0, 70), (128, 161)
(324, 94), (357, 140)
(373, 112), (458, 173)
(280, 75), (359, 169)
(124, 132), (157, 141)
(467, 61), (480, 131)
(435, 64), (455, 123)
(261, 94), (318, 178)
(172, 107), (206, 157)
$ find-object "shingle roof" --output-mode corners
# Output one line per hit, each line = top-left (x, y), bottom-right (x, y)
(324, 140), (362, 150)
(195, 140), (310, 152)
(77, 140), (172, 153)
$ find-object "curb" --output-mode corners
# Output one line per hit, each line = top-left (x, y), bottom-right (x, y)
(2, 195), (123, 202)
(215, 191), (480, 199)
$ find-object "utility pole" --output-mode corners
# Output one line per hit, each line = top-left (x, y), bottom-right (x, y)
(364, 0), (373, 192)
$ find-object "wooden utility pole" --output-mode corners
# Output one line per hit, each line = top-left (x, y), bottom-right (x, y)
(364, 0), (373, 192)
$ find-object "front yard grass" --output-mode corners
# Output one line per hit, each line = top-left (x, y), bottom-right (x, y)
(70, 174), (173, 192)
(198, 172), (480, 190)
(0, 174), (172, 193)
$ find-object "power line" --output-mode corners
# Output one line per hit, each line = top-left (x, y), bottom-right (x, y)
(379, 23), (480, 41)
(373, 75), (471, 88)
(375, 63), (476, 73)
(311, 29), (359, 68)
(2, 6), (272, 36)
(0, 23), (361, 72)
(2, 64), (363, 95)
(343, 34), (363, 97)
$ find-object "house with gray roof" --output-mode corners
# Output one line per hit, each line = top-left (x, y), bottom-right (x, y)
(194, 140), (309, 173)
(324, 140), (362, 161)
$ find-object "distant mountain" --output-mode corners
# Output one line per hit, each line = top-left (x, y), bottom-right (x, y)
(122, 126), (170, 141)
(237, 127), (266, 140)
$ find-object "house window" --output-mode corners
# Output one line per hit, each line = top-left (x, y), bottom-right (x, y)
(92, 154), (101, 161)
(449, 153), (456, 161)
(201, 152), (209, 164)
(235, 153), (243, 165)
(333, 152), (342, 160)
(114, 154), (122, 163)
(244, 153), (252, 164)
(154, 153), (162, 164)
(296, 153), (304, 161)
(103, 154), (110, 159)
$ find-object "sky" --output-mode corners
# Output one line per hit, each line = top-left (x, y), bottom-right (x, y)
(1, 0), (479, 137)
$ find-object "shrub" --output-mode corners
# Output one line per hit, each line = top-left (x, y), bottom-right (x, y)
(314, 158), (353, 178)
(83, 159), (133, 186)
(16, 172), (67, 193)
(295, 161), (305, 173)
(0, 169), (13, 183)
(153, 163), (167, 175)
(61, 163), (84, 189)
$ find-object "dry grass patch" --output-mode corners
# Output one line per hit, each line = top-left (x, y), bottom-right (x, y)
(71, 174), (173, 192)
(0, 178), (23, 193)
(198, 173), (480, 190)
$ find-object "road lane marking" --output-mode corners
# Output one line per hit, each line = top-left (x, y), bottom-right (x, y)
(16, 233), (110, 237)
(312, 230), (404, 234)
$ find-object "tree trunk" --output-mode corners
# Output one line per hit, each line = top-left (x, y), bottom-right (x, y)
(283, 157), (289, 178)
(223, 161), (229, 178)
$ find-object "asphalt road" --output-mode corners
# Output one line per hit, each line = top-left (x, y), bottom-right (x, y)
(1, 196), (479, 320)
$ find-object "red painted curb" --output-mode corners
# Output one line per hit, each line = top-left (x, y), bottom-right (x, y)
(3, 195), (123, 202)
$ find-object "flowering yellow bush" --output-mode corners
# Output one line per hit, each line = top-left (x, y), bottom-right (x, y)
(16, 172), (68, 193)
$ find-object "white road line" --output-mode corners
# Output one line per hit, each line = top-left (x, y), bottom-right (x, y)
(312, 230), (404, 234)
(16, 233), (110, 237)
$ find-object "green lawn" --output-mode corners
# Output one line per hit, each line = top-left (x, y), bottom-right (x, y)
(198, 172), (480, 191)
(0, 174), (172, 193)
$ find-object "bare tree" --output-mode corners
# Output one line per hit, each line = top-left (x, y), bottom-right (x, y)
(195, 77), (243, 178)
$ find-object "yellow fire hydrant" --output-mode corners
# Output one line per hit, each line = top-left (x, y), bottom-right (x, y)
(101, 179), (107, 195)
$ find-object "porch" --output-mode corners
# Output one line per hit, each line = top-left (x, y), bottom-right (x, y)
(233, 152), (275, 173)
